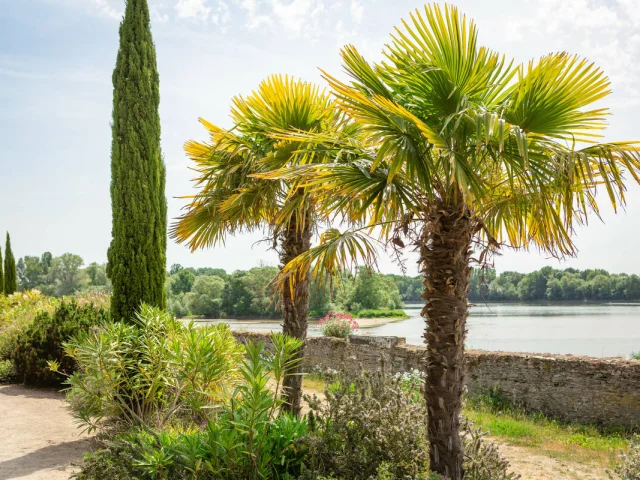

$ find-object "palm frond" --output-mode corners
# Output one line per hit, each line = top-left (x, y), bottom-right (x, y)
(273, 228), (380, 294)
(504, 53), (610, 141)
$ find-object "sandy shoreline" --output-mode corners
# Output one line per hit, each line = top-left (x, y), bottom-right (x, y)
(188, 315), (409, 330)
(352, 316), (408, 328)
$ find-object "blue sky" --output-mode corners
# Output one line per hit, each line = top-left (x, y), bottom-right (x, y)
(2, 0), (640, 275)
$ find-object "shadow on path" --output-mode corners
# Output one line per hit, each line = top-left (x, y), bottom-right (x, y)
(0, 439), (93, 480)
(0, 384), (64, 400)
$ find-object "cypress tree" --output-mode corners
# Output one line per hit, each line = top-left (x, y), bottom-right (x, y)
(106, 0), (166, 322)
(4, 233), (16, 295)
(0, 246), (4, 296)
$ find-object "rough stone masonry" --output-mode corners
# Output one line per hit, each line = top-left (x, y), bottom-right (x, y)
(233, 332), (640, 429)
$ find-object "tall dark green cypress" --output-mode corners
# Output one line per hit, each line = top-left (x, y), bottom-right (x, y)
(106, 0), (166, 322)
(0, 246), (4, 296)
(4, 233), (16, 295)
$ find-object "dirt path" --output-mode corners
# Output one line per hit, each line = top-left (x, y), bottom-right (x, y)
(0, 385), (93, 480)
(496, 441), (613, 480)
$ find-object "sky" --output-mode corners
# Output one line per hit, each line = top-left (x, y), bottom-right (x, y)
(2, 0), (640, 276)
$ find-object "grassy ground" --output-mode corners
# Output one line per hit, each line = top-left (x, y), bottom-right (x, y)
(352, 309), (409, 319)
(465, 393), (627, 472)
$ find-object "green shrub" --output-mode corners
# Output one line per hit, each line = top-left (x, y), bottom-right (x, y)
(353, 309), (408, 319)
(61, 305), (244, 435)
(301, 367), (430, 479)
(462, 420), (520, 480)
(131, 335), (306, 479)
(0, 290), (110, 383)
(11, 299), (110, 386)
(0, 359), (16, 382)
(72, 442), (142, 480)
(75, 333), (307, 480)
(0, 291), (60, 367)
(302, 368), (517, 480)
(614, 434), (640, 479)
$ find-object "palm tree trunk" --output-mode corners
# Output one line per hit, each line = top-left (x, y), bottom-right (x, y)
(420, 203), (473, 480)
(280, 207), (312, 416)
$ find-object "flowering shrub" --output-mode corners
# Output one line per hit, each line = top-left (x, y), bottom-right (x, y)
(301, 367), (429, 479)
(614, 434), (640, 479)
(318, 312), (358, 338)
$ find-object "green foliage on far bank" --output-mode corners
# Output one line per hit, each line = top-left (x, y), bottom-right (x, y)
(16, 251), (110, 297)
(470, 266), (640, 302)
(166, 265), (405, 319)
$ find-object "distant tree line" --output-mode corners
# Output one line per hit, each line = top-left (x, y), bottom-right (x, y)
(167, 265), (405, 319)
(16, 252), (640, 310)
(16, 252), (110, 297)
(469, 266), (640, 302)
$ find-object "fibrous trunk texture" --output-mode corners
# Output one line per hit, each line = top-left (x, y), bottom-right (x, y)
(280, 206), (312, 416)
(106, 0), (167, 322)
(420, 203), (473, 480)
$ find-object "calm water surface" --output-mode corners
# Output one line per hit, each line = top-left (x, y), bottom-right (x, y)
(370, 303), (640, 358)
(196, 303), (640, 358)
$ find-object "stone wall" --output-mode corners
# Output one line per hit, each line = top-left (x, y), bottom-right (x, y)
(233, 332), (640, 429)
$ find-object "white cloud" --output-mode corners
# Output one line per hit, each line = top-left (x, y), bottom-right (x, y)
(152, 5), (170, 24)
(350, 0), (363, 23)
(175, 0), (212, 19)
(93, 0), (122, 19)
(211, 1), (231, 27)
(241, 0), (274, 29)
(270, 0), (326, 34)
(504, 0), (640, 106)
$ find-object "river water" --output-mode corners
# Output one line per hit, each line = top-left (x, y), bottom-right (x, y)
(369, 303), (640, 358)
(195, 303), (640, 358)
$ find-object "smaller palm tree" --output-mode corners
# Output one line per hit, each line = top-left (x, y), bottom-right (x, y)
(171, 75), (341, 415)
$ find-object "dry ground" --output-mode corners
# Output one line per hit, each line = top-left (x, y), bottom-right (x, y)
(0, 385), (93, 480)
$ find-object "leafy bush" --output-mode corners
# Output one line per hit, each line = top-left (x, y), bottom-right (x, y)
(353, 309), (408, 318)
(0, 290), (110, 383)
(75, 333), (307, 480)
(72, 442), (142, 480)
(11, 298), (110, 386)
(301, 367), (430, 479)
(0, 291), (60, 376)
(318, 312), (358, 338)
(462, 420), (520, 480)
(614, 434), (640, 479)
(60, 305), (244, 434)
(0, 359), (16, 382)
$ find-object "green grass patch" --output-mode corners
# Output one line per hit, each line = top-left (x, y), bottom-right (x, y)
(353, 309), (408, 319)
(465, 392), (629, 468)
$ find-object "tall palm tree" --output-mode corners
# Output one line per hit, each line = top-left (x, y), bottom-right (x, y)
(171, 75), (341, 415)
(266, 5), (640, 478)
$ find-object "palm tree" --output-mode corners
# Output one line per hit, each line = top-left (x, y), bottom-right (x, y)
(171, 75), (341, 415)
(267, 5), (640, 478)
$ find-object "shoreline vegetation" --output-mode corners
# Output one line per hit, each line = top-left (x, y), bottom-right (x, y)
(14, 253), (640, 317)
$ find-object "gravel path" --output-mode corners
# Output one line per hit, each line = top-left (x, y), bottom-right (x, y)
(0, 385), (93, 480)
